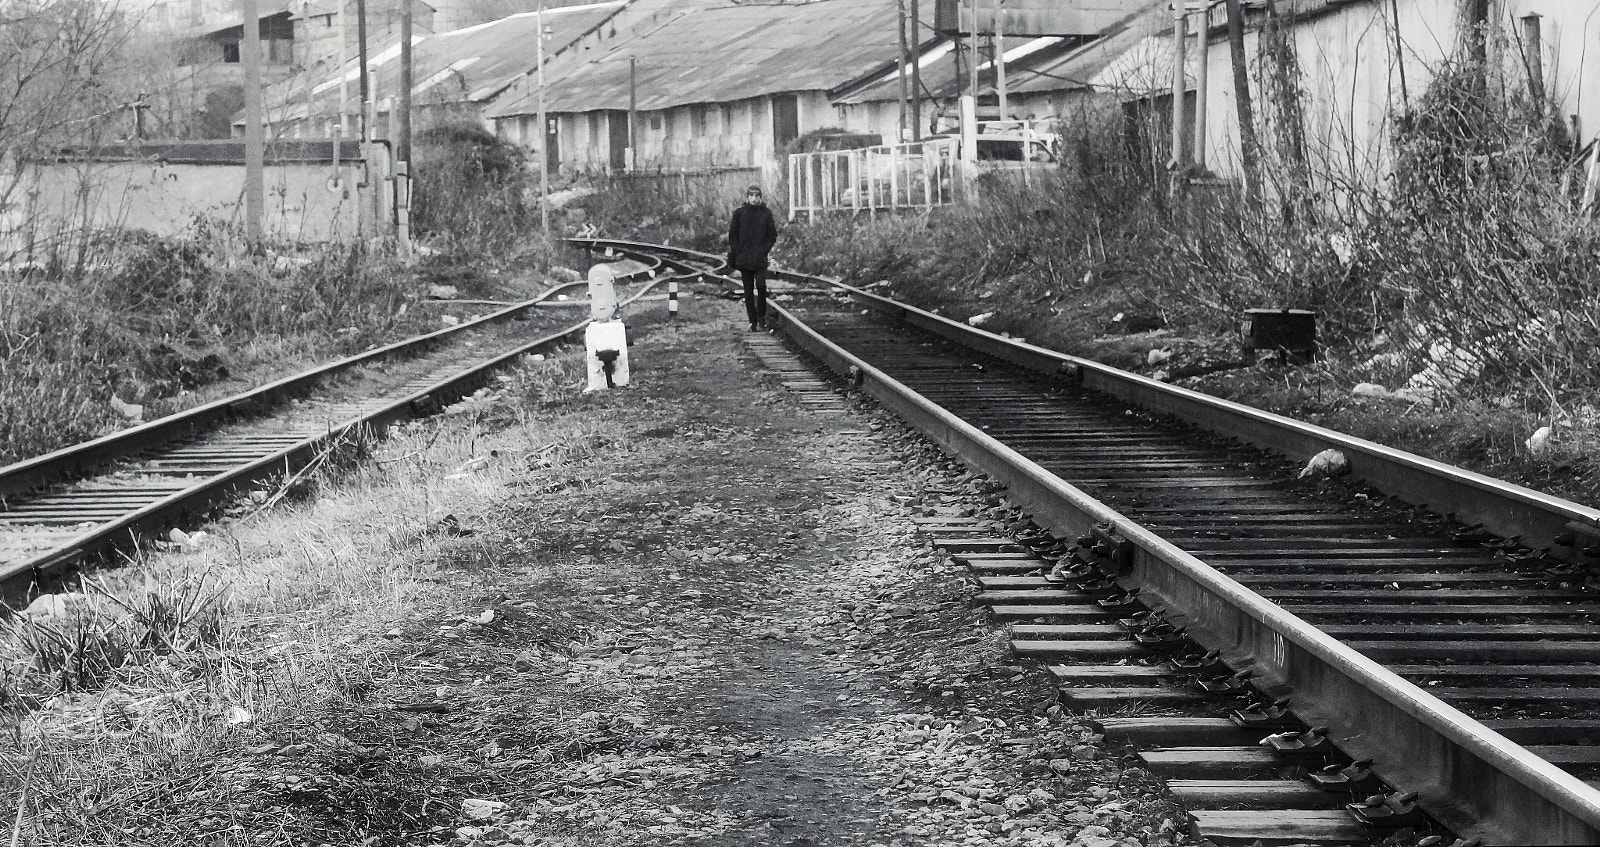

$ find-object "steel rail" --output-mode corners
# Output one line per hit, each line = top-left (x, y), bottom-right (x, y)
(0, 252), (667, 502)
(589, 238), (1600, 844)
(0, 261), (672, 588)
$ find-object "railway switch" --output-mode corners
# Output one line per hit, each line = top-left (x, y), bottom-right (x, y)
(584, 265), (631, 392)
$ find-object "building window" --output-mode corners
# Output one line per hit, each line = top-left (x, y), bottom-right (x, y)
(222, 41), (239, 62)
(692, 105), (707, 137)
(650, 115), (662, 131)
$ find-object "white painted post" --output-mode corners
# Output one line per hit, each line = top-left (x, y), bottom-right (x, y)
(890, 144), (900, 208)
(960, 95), (978, 201)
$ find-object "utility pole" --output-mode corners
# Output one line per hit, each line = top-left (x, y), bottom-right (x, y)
(356, 0), (370, 140)
(1224, 0), (1257, 198)
(398, 0), (413, 166)
(337, 0), (348, 134)
(896, 0), (909, 141)
(1168, 3), (1188, 199)
(397, 0), (413, 262)
(910, 0), (922, 140)
(993, 0), (1005, 120)
(241, 0), (264, 239)
(537, 0), (549, 234)
(1192, 3), (1209, 170)
(628, 54), (636, 171)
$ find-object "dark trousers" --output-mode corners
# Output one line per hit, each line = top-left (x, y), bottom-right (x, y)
(741, 268), (768, 326)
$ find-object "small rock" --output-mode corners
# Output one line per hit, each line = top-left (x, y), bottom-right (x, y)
(1527, 425), (1553, 455)
(110, 395), (144, 422)
(461, 798), (506, 820)
(1297, 448), (1349, 479)
(429, 284), (460, 299)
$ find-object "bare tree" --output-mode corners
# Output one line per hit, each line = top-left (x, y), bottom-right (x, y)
(0, 0), (143, 264)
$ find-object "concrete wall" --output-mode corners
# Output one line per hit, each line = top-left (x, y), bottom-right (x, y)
(3, 157), (375, 260)
(1187, 0), (1599, 195)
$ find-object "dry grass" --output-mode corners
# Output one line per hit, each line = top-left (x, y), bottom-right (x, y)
(0, 348), (599, 845)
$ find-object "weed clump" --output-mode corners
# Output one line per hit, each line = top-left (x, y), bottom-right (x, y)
(0, 229), (428, 464)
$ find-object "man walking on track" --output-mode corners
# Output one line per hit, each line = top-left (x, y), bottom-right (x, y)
(727, 184), (779, 331)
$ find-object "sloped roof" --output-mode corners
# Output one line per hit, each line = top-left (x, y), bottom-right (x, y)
(831, 0), (1165, 106)
(257, 0), (623, 124)
(1009, 1), (1167, 96)
(486, 0), (902, 119)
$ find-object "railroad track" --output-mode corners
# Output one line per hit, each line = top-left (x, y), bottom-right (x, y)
(588, 239), (1600, 846)
(0, 256), (681, 595)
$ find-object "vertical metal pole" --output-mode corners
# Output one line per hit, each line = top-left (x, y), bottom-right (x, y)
(1193, 4), (1210, 170)
(337, 0), (348, 134)
(397, 0), (413, 262)
(398, 0), (412, 165)
(968, 0), (979, 108)
(356, 0), (369, 140)
(910, 0), (923, 141)
(896, 0), (909, 141)
(668, 278), (678, 320)
(994, 0), (1006, 119)
(396, 160), (411, 257)
(538, 1), (549, 235)
(628, 54), (637, 172)
(241, 0), (264, 239)
(1169, 4), (1189, 198)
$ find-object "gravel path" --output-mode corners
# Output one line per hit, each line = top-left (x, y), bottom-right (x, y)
(14, 298), (1193, 847)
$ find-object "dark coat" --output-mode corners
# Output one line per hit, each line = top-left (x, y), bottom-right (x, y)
(727, 202), (778, 272)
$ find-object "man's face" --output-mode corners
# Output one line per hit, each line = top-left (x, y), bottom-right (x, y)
(746, 191), (763, 204)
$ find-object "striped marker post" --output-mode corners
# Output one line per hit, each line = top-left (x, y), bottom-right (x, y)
(668, 278), (679, 321)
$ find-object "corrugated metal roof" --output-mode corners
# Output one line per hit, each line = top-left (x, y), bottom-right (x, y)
(485, 0), (901, 119)
(259, 0), (624, 123)
(831, 0), (1164, 105)
(1007, 1), (1166, 96)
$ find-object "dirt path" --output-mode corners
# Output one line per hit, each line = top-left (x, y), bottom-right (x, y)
(41, 298), (1188, 847)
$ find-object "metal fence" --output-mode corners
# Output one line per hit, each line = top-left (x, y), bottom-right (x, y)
(787, 139), (960, 220)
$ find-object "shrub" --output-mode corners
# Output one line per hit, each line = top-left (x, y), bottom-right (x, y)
(411, 122), (533, 261)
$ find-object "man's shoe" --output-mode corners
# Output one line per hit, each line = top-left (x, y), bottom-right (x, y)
(749, 322), (758, 331)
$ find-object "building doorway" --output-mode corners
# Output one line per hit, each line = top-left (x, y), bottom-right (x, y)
(608, 110), (629, 171)
(771, 94), (799, 149)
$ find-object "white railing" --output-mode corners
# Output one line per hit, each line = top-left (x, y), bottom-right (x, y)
(788, 139), (961, 220)
(787, 121), (1059, 219)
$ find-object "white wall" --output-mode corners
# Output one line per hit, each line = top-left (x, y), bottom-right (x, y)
(4, 158), (373, 258)
(1189, 0), (1599, 194)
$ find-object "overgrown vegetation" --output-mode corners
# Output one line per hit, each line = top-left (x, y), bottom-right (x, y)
(412, 122), (536, 262)
(0, 228), (430, 464)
